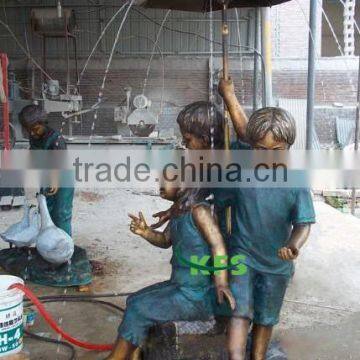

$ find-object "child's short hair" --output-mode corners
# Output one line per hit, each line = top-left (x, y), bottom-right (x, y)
(246, 107), (296, 146)
(177, 101), (224, 149)
(19, 105), (47, 127)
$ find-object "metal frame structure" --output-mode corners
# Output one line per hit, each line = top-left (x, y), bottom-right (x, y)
(261, 7), (272, 107)
(253, 8), (261, 111)
(30, 8), (79, 93)
(306, 0), (318, 150)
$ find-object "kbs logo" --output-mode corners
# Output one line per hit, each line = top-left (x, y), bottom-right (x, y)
(189, 254), (247, 276)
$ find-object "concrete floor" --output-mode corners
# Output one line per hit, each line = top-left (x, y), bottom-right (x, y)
(0, 189), (359, 359)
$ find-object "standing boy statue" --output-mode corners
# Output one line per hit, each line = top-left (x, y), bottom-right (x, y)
(19, 104), (74, 236)
(216, 78), (316, 360)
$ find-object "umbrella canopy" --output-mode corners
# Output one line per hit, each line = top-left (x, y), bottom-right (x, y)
(136, 0), (291, 12)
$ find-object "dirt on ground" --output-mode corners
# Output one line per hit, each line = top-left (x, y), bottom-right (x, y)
(77, 191), (105, 203)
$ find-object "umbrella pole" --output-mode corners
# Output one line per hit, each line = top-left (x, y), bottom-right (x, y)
(220, 1), (231, 150)
(219, 1), (232, 234)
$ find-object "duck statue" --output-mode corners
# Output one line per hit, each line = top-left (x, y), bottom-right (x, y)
(1, 204), (40, 248)
(36, 194), (74, 265)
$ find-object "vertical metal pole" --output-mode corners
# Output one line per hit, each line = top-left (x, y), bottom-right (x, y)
(306, 0), (318, 150)
(98, 0), (106, 53)
(253, 8), (261, 111)
(31, 64), (35, 100)
(261, 7), (273, 107)
(73, 37), (79, 86)
(68, 121), (73, 137)
(1, 53), (10, 151)
(42, 36), (47, 85)
(355, 59), (360, 152)
(351, 55), (360, 215)
(209, 1), (214, 105)
(65, 17), (70, 95)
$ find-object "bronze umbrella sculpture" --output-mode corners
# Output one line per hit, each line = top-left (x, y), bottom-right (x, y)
(136, 0), (292, 233)
(136, 0), (291, 147)
(136, 0), (290, 11)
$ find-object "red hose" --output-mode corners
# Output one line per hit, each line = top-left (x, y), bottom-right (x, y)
(10, 283), (114, 351)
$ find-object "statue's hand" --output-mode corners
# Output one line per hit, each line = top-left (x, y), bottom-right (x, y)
(129, 212), (150, 237)
(216, 284), (236, 311)
(150, 208), (171, 229)
(278, 246), (299, 261)
(218, 77), (235, 100)
(45, 187), (58, 196)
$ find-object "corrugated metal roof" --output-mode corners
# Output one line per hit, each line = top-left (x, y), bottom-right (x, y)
(278, 98), (321, 149)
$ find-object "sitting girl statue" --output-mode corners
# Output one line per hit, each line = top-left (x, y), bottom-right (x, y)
(106, 178), (235, 360)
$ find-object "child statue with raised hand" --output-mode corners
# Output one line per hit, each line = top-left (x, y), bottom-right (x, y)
(106, 177), (235, 360)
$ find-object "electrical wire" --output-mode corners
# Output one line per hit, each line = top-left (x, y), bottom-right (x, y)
(24, 330), (77, 360)
(78, 34), (165, 112)
(99, 0), (134, 92)
(22, 292), (128, 358)
(23, 291), (133, 300)
(131, 7), (261, 56)
(3, 3), (266, 119)
(2, 0), (8, 24)
(24, 297), (125, 313)
(2, 4), (265, 96)
(89, 0), (134, 146)
(78, 1), (129, 85)
(11, 283), (115, 351)
(131, 7), (267, 92)
(142, 9), (170, 117)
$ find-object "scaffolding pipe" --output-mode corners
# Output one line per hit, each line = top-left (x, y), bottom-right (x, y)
(351, 55), (360, 215)
(0, 53), (10, 151)
(261, 7), (273, 107)
(306, 0), (318, 150)
(65, 18), (71, 94)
